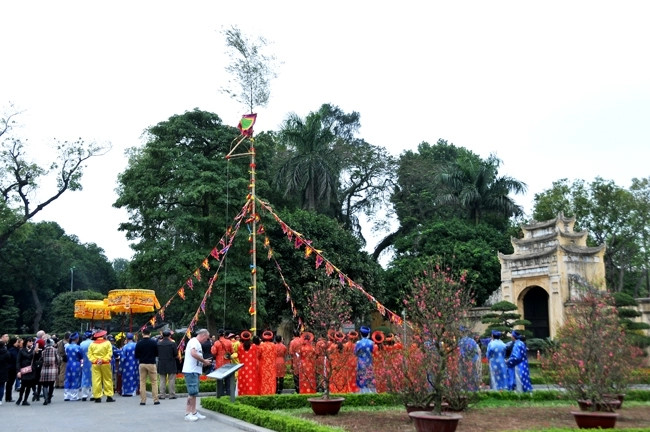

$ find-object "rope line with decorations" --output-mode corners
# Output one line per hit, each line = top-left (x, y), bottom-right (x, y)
(254, 219), (303, 330)
(255, 197), (405, 327)
(136, 199), (249, 353)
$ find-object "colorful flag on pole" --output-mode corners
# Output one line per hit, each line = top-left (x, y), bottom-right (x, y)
(238, 113), (257, 137)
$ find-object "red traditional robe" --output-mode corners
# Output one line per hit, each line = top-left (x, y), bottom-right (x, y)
(299, 341), (316, 394)
(328, 342), (349, 393)
(275, 342), (288, 380)
(237, 344), (260, 395)
(258, 341), (276, 395)
(343, 340), (358, 393)
(373, 344), (388, 393)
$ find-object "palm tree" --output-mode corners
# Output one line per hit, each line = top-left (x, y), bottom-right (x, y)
(439, 155), (527, 225)
(275, 111), (340, 211)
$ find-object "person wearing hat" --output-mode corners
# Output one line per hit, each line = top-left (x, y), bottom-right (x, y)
(274, 334), (288, 395)
(63, 332), (83, 401)
(458, 327), (481, 391)
(486, 330), (508, 390)
(354, 326), (376, 393)
(87, 330), (115, 403)
(343, 331), (359, 393)
(79, 331), (94, 400)
(237, 330), (260, 395)
(506, 330), (533, 392)
(157, 330), (178, 400)
(210, 329), (233, 397)
(288, 330), (302, 393)
(118, 332), (139, 397)
(298, 332), (317, 394)
(259, 330), (276, 395)
(371, 331), (387, 393)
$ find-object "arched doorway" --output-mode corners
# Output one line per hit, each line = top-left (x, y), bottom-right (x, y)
(523, 286), (550, 339)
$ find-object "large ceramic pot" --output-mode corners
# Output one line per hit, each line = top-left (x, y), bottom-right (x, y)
(307, 397), (345, 415)
(577, 399), (621, 411)
(571, 411), (619, 429)
(408, 411), (462, 432)
(604, 393), (626, 408)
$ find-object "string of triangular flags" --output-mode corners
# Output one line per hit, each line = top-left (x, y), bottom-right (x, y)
(175, 207), (247, 356)
(137, 199), (249, 346)
(255, 197), (404, 327)
(255, 219), (303, 330)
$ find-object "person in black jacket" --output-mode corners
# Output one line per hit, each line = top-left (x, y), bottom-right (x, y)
(134, 327), (159, 405)
(157, 330), (178, 399)
(0, 340), (10, 405)
(16, 337), (38, 405)
(4, 337), (19, 402)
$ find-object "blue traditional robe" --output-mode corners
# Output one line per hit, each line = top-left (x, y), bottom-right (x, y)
(79, 338), (93, 398)
(506, 339), (533, 392)
(64, 343), (84, 400)
(354, 337), (376, 393)
(458, 336), (481, 391)
(119, 341), (139, 396)
(486, 338), (509, 390)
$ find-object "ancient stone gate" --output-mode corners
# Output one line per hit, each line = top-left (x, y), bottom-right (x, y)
(498, 213), (606, 338)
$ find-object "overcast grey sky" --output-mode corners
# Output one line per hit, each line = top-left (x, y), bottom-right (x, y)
(2, 1), (649, 261)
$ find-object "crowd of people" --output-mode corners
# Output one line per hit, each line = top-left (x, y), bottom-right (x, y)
(0, 324), (532, 421)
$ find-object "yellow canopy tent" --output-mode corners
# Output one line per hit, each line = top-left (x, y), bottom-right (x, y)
(74, 299), (111, 328)
(107, 289), (160, 331)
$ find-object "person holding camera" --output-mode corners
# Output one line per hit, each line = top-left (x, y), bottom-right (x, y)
(210, 329), (233, 396)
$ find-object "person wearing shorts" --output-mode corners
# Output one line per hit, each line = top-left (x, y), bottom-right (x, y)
(182, 329), (211, 422)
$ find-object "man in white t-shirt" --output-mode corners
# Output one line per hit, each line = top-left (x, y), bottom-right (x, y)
(182, 329), (212, 422)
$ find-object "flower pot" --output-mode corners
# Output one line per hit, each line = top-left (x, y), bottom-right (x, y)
(307, 397), (345, 415)
(571, 411), (619, 429)
(408, 411), (462, 432)
(577, 399), (621, 412)
(604, 393), (626, 408)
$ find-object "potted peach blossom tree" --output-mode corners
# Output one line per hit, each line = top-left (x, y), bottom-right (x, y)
(303, 281), (354, 415)
(541, 289), (642, 429)
(400, 264), (476, 432)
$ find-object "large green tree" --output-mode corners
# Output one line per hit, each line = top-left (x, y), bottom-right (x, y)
(532, 177), (640, 293)
(385, 218), (512, 308)
(439, 154), (527, 227)
(0, 221), (116, 332)
(114, 109), (264, 333)
(275, 104), (394, 244)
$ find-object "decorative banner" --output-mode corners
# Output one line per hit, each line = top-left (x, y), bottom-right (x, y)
(237, 113), (257, 137)
(256, 197), (405, 327)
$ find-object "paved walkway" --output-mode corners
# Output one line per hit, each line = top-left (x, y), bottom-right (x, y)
(1, 391), (273, 432)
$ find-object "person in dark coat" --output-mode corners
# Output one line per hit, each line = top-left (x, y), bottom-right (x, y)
(134, 327), (159, 405)
(4, 337), (19, 402)
(16, 337), (38, 405)
(0, 340), (10, 404)
(157, 330), (178, 399)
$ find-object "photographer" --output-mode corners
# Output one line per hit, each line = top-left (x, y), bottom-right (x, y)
(210, 329), (233, 396)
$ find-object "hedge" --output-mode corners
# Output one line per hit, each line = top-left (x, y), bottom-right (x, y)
(201, 390), (650, 432)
